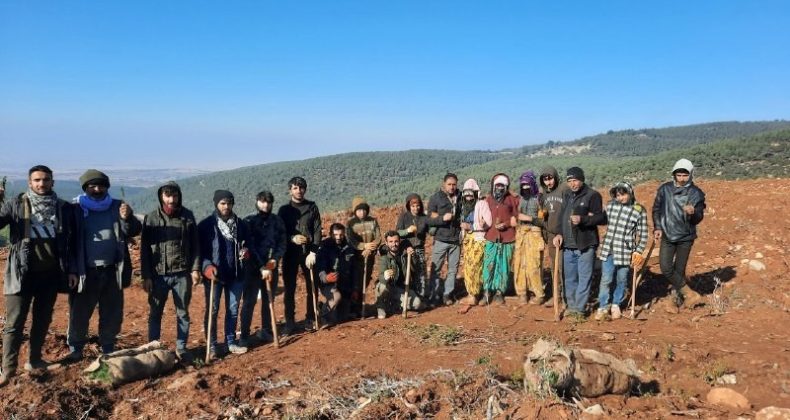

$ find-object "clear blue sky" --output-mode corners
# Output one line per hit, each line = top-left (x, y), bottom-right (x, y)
(1, 1), (788, 171)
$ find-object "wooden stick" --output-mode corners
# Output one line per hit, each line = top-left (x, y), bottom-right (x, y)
(552, 244), (561, 321)
(265, 275), (280, 348)
(361, 254), (369, 320)
(205, 276), (216, 364)
(402, 253), (412, 319)
(309, 267), (320, 330)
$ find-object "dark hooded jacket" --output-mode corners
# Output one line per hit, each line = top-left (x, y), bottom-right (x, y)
(539, 166), (569, 235)
(317, 236), (355, 294)
(0, 192), (75, 294)
(652, 160), (706, 242)
(557, 181), (606, 251)
(244, 206), (287, 272)
(426, 187), (463, 244)
(396, 193), (429, 248)
(483, 173), (518, 243)
(140, 182), (200, 279)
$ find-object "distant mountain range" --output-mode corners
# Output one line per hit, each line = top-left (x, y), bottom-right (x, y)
(120, 120), (790, 219)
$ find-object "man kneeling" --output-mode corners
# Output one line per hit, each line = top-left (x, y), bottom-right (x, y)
(375, 231), (425, 319)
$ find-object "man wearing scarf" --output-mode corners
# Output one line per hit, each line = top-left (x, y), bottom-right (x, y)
(0, 165), (74, 386)
(140, 181), (201, 361)
(198, 190), (252, 357)
(67, 169), (141, 361)
(513, 170), (546, 305)
(481, 173), (518, 305)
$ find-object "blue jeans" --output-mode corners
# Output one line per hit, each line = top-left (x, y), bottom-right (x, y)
(598, 255), (630, 309)
(203, 278), (244, 349)
(430, 240), (460, 301)
(563, 247), (596, 313)
(148, 272), (191, 350)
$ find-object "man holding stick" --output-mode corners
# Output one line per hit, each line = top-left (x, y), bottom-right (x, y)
(375, 231), (424, 319)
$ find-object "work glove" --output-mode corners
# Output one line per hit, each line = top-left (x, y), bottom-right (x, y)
(407, 225), (417, 234)
(292, 234), (308, 245)
(326, 272), (338, 284)
(384, 269), (395, 281)
(631, 252), (645, 268)
(203, 265), (218, 281)
(238, 247), (250, 261)
(260, 269), (272, 281)
(305, 251), (317, 269)
(264, 259), (277, 270)
(365, 242), (378, 252)
(361, 249), (371, 258)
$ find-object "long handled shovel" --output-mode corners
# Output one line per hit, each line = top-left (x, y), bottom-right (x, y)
(308, 267), (320, 331)
(361, 254), (369, 320)
(264, 275), (280, 348)
(402, 253), (412, 319)
(205, 276), (216, 364)
(552, 244), (561, 321)
(628, 239), (657, 318)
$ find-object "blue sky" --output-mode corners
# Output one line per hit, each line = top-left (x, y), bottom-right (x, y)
(1, 1), (788, 171)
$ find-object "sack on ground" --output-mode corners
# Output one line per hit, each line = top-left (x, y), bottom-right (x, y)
(523, 339), (639, 397)
(83, 341), (176, 386)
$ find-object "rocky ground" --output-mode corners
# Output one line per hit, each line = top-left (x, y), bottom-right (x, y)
(0, 178), (788, 419)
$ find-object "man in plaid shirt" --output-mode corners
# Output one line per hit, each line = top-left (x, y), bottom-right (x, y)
(595, 182), (648, 320)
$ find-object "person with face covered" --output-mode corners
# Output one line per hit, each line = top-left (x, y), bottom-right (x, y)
(458, 179), (488, 309)
(513, 170), (546, 305)
(140, 181), (201, 360)
(481, 173), (518, 305)
(653, 159), (706, 313)
(0, 165), (75, 386)
(239, 190), (286, 346)
(595, 182), (648, 321)
(316, 223), (355, 325)
(396, 193), (429, 299)
(198, 190), (252, 357)
(552, 167), (607, 318)
(67, 169), (142, 361)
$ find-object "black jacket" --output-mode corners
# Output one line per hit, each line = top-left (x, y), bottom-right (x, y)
(558, 184), (607, 251)
(278, 199), (322, 256)
(426, 189), (462, 244)
(652, 181), (705, 242)
(316, 237), (356, 294)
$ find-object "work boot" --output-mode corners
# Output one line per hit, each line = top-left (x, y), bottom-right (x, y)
(680, 287), (704, 308)
(24, 359), (61, 373)
(459, 295), (478, 306)
(663, 293), (680, 314)
(255, 329), (274, 343)
(282, 318), (297, 336)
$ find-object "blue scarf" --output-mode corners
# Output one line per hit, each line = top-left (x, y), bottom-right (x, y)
(78, 193), (113, 217)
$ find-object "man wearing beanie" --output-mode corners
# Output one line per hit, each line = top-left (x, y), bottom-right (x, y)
(277, 177), (322, 334)
(140, 181), (201, 361)
(347, 196), (381, 318)
(240, 190), (286, 345)
(653, 158), (706, 313)
(552, 167), (606, 319)
(0, 166), (75, 386)
(198, 190), (252, 357)
(67, 169), (141, 361)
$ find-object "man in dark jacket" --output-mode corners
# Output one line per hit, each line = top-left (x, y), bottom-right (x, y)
(552, 167), (607, 317)
(316, 223), (355, 324)
(140, 181), (200, 360)
(540, 165), (569, 305)
(0, 165), (74, 386)
(653, 158), (706, 313)
(68, 169), (142, 360)
(277, 177), (322, 333)
(426, 173), (463, 306)
(375, 231), (424, 319)
(240, 190), (286, 345)
(198, 190), (252, 357)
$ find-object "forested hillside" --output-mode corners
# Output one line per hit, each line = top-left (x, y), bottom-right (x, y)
(127, 121), (790, 219)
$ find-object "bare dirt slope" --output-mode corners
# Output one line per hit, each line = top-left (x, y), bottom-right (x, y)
(0, 178), (788, 419)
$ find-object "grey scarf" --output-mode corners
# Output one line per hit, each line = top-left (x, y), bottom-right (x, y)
(27, 188), (58, 224)
(217, 215), (237, 242)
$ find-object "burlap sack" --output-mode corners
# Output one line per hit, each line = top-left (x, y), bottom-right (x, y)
(83, 341), (177, 386)
(523, 339), (639, 397)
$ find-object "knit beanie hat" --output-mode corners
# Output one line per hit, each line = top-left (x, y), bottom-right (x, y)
(213, 189), (234, 206)
(352, 196), (370, 213)
(79, 169), (110, 191)
(566, 167), (585, 182)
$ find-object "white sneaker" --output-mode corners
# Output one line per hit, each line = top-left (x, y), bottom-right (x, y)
(610, 305), (622, 320)
(594, 308), (607, 321)
(228, 343), (248, 355)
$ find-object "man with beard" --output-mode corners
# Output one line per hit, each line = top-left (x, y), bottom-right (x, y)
(426, 173), (463, 306)
(316, 223), (355, 325)
(552, 167), (607, 318)
(481, 174), (518, 305)
(198, 190), (252, 357)
(67, 169), (141, 361)
(140, 181), (201, 361)
(375, 231), (424, 319)
(0, 165), (75, 386)
(653, 159), (706, 313)
(240, 190), (286, 345)
(277, 177), (322, 333)
(513, 171), (546, 305)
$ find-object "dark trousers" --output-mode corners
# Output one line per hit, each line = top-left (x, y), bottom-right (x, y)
(240, 269), (278, 338)
(2, 270), (59, 374)
(659, 237), (694, 292)
(68, 266), (124, 354)
(282, 253), (317, 323)
(350, 253), (375, 314)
